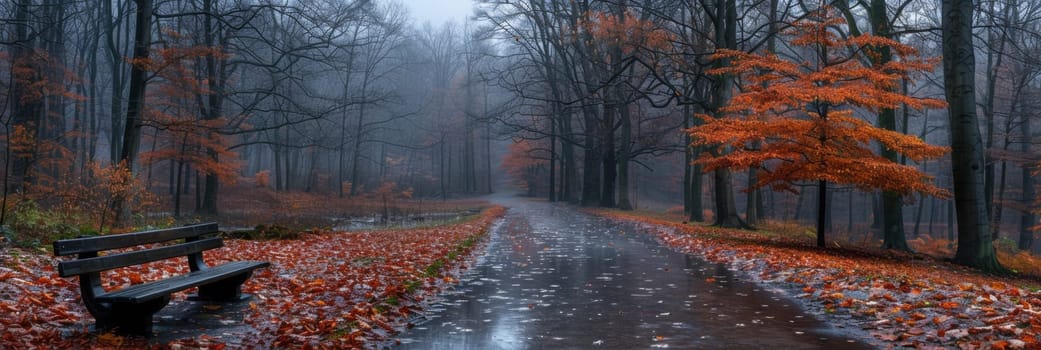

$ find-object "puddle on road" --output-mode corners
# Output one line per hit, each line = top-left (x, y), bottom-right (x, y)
(397, 198), (873, 349)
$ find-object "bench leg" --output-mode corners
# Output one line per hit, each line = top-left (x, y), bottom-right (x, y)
(190, 272), (253, 302)
(96, 296), (170, 335)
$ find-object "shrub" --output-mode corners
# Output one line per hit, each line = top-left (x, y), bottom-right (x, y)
(3, 200), (82, 249)
(255, 170), (271, 188)
(224, 224), (301, 240)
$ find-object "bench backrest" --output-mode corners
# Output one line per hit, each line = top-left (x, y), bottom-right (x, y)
(53, 223), (221, 278)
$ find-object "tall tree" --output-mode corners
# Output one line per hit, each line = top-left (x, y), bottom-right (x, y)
(118, 0), (153, 170)
(942, 0), (1005, 272)
(689, 7), (948, 247)
(707, 0), (746, 227)
(835, 0), (919, 250)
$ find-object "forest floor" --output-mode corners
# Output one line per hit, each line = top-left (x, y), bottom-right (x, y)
(594, 209), (1041, 350)
(0, 203), (504, 349)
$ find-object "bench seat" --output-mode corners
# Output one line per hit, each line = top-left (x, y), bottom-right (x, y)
(96, 260), (270, 303)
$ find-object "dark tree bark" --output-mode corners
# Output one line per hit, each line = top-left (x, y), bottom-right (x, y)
(600, 104), (616, 208)
(200, 0), (225, 215)
(835, 0), (912, 251)
(709, 0), (746, 228)
(549, 116), (557, 202)
(817, 180), (827, 247)
(103, 0), (128, 164)
(745, 0), (779, 227)
(118, 0), (153, 169)
(942, 0), (1005, 273)
(1019, 115), (1035, 250)
(581, 107), (602, 207)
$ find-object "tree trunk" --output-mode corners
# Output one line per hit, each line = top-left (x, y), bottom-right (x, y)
(746, 169), (759, 226)
(708, 0), (744, 228)
(947, 199), (955, 242)
(581, 107), (601, 206)
(118, 0), (153, 169)
(565, 142), (578, 203)
(942, 0), (1005, 272)
(112, 0), (153, 225)
(745, 0), (776, 227)
(1019, 116), (1035, 250)
(683, 105), (692, 215)
(881, 189), (910, 250)
(991, 103), (1014, 242)
(689, 162), (704, 222)
(338, 107), (349, 198)
(913, 162), (929, 236)
(848, 191), (854, 232)
(713, 169), (745, 228)
(199, 0), (224, 215)
(485, 102), (493, 194)
(549, 115), (557, 202)
(825, 186), (834, 231)
(992, 157), (1008, 241)
(616, 99), (633, 209)
(104, 0), (126, 164)
(86, 12), (100, 166)
(932, 195), (941, 236)
(794, 189), (805, 222)
(273, 144), (283, 191)
(981, 0), (1008, 223)
(439, 137), (446, 201)
(349, 70), (372, 196)
(600, 104), (616, 208)
(686, 103), (705, 222)
(817, 180), (827, 247)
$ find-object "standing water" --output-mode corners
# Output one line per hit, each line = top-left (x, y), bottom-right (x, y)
(397, 197), (872, 349)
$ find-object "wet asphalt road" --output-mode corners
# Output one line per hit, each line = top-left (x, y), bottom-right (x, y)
(397, 197), (872, 349)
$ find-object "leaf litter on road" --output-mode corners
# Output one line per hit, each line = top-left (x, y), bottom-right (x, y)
(596, 209), (1041, 350)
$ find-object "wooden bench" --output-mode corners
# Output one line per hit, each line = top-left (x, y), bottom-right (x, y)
(53, 223), (270, 335)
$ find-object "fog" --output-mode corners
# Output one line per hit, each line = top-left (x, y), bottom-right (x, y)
(2, 0), (1040, 251)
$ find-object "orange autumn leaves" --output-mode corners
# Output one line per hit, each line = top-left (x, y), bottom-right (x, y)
(688, 8), (948, 197)
(0, 207), (504, 349)
(138, 32), (240, 184)
(597, 209), (1041, 349)
(502, 140), (547, 192)
(226, 206), (504, 348)
(580, 9), (671, 56)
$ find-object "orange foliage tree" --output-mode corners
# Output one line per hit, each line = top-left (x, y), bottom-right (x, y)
(366, 181), (414, 223)
(502, 140), (548, 197)
(2, 48), (93, 230)
(4, 49), (84, 186)
(137, 34), (240, 217)
(688, 7), (948, 247)
(581, 9), (672, 56)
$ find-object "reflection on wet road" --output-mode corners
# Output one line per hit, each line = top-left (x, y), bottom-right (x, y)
(398, 198), (871, 349)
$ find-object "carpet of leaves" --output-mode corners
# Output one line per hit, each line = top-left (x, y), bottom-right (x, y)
(0, 206), (504, 349)
(596, 210), (1041, 350)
